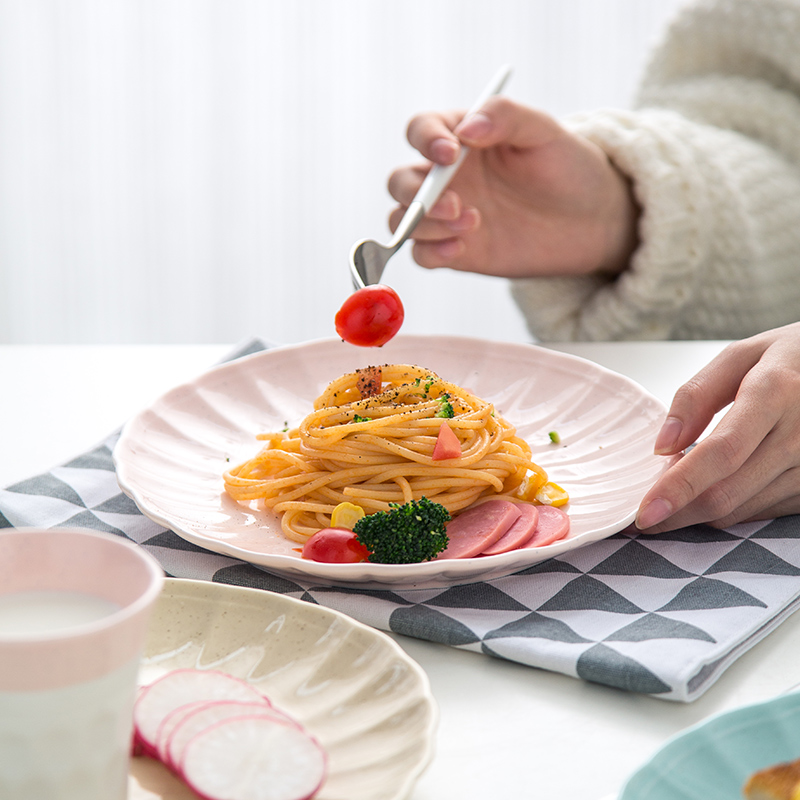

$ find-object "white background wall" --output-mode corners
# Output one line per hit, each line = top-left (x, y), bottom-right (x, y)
(0, 0), (685, 345)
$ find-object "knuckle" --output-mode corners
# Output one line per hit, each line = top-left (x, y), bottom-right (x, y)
(386, 170), (403, 197)
(754, 366), (800, 407)
(695, 481), (740, 521)
(659, 466), (703, 511)
(657, 434), (746, 520)
(706, 513), (743, 530)
(672, 375), (706, 407)
(706, 428), (747, 470)
(410, 242), (437, 270)
(484, 95), (512, 117)
(668, 378), (710, 422)
(405, 114), (426, 139)
(387, 208), (402, 232)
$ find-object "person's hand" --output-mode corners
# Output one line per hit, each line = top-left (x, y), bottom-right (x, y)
(636, 322), (800, 532)
(387, 97), (640, 279)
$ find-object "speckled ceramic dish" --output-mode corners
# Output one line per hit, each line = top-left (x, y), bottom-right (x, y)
(114, 335), (671, 589)
(619, 691), (800, 800)
(128, 578), (437, 800)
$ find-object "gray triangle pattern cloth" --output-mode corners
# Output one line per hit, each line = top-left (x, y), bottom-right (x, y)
(3, 339), (800, 703)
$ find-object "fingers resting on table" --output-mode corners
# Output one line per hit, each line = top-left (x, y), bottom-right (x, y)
(636, 323), (800, 532)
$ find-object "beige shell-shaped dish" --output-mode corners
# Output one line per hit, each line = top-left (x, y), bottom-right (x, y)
(128, 579), (437, 800)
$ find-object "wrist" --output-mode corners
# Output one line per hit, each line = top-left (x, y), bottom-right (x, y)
(596, 161), (641, 277)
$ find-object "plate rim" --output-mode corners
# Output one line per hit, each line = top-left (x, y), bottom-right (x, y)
(618, 691), (800, 799)
(114, 334), (669, 588)
(139, 577), (439, 800)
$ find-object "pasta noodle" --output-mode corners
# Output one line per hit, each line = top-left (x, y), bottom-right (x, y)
(223, 364), (552, 543)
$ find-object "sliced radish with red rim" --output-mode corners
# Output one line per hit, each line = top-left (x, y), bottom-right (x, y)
(134, 668), (268, 757)
(180, 714), (327, 800)
(166, 699), (299, 773)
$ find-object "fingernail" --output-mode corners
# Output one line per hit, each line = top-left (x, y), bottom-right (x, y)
(654, 417), (683, 455)
(636, 498), (673, 530)
(430, 137), (459, 164)
(456, 111), (493, 140)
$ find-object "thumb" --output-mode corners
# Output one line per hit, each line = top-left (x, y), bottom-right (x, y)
(455, 97), (565, 150)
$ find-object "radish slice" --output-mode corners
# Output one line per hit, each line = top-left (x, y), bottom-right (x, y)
(180, 715), (328, 800)
(155, 699), (210, 764)
(166, 700), (298, 773)
(134, 669), (268, 757)
(131, 686), (149, 756)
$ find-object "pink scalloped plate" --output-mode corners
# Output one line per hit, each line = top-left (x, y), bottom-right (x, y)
(114, 335), (670, 589)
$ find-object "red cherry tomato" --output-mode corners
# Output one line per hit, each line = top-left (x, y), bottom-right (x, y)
(335, 284), (404, 347)
(301, 528), (371, 563)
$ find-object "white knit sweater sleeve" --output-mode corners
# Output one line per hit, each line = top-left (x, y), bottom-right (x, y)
(511, 0), (800, 342)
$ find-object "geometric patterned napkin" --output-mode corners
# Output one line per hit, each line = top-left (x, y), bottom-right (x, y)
(3, 340), (800, 703)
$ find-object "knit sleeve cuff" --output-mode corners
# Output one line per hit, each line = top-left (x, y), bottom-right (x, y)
(511, 108), (711, 341)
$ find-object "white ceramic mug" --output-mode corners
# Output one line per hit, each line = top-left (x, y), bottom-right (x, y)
(0, 528), (164, 800)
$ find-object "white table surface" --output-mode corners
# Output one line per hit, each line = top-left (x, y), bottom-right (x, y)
(4, 340), (800, 800)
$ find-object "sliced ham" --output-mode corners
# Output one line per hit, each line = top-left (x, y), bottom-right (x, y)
(438, 499), (521, 559)
(521, 505), (570, 548)
(480, 503), (539, 555)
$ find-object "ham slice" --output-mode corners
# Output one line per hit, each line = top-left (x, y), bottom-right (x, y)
(480, 503), (539, 555)
(521, 505), (570, 548)
(438, 499), (521, 559)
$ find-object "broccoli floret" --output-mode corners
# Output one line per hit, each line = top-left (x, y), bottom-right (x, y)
(353, 497), (451, 564)
(413, 375), (436, 399)
(434, 393), (454, 418)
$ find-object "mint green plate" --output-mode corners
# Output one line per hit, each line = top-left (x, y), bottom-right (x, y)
(620, 692), (800, 799)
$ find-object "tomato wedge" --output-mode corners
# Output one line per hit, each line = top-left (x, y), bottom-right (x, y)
(335, 284), (404, 347)
(432, 422), (461, 460)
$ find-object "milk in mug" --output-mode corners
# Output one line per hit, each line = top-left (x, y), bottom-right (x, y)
(0, 590), (121, 636)
(0, 528), (164, 800)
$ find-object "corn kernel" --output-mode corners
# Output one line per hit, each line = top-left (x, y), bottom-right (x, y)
(331, 501), (366, 529)
(517, 466), (548, 502)
(535, 482), (569, 507)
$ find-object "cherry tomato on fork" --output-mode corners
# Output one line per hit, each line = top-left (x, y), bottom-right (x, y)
(334, 284), (404, 347)
(301, 528), (371, 563)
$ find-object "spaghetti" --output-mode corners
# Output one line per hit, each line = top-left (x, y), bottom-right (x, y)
(223, 364), (558, 543)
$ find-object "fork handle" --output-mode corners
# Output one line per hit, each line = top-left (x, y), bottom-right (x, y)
(413, 64), (513, 214)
